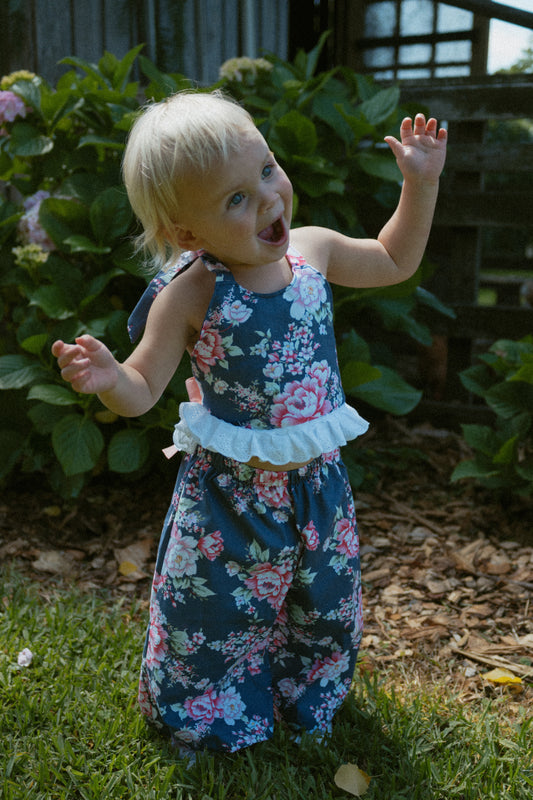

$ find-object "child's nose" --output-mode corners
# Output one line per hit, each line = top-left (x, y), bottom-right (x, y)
(259, 185), (278, 212)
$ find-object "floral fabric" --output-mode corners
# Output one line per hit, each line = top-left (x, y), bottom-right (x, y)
(189, 247), (345, 430)
(139, 446), (363, 752)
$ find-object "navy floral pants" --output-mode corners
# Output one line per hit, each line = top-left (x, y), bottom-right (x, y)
(138, 446), (363, 753)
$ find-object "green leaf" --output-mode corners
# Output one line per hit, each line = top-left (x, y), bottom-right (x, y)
(52, 414), (104, 476)
(90, 187), (132, 245)
(111, 44), (145, 91)
(357, 151), (401, 182)
(60, 55), (111, 88)
(359, 86), (400, 125)
(451, 458), (500, 482)
(0, 355), (47, 389)
(274, 111), (318, 157)
(350, 365), (422, 415)
(461, 424), (499, 456)
(28, 384), (79, 406)
(486, 381), (533, 419)
(108, 429), (149, 473)
(27, 285), (75, 319)
(459, 364), (494, 397)
(78, 135), (124, 150)
(64, 235), (111, 254)
(20, 333), (48, 355)
(509, 363), (533, 384)
(9, 122), (54, 156)
(342, 361), (382, 390)
(338, 330), (371, 364)
(39, 197), (89, 247)
(493, 435), (518, 465)
(415, 286), (456, 319)
(515, 458), (533, 482)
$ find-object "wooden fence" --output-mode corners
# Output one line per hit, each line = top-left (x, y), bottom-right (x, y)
(0, 0), (289, 87)
(401, 74), (533, 419)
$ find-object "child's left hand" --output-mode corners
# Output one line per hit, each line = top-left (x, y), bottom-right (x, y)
(385, 114), (447, 184)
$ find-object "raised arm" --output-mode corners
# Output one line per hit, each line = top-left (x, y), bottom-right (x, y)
(294, 114), (447, 288)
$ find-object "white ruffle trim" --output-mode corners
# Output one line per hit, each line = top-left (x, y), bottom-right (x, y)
(172, 402), (369, 465)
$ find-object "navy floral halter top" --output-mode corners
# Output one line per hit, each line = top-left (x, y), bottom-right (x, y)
(128, 247), (368, 465)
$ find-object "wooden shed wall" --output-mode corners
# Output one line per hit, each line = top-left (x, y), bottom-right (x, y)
(1, 0), (289, 86)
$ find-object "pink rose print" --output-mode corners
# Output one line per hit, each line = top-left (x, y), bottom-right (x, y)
(308, 650), (350, 687)
(335, 518), (359, 558)
(271, 376), (332, 427)
(278, 677), (299, 700)
(244, 561), (293, 611)
(222, 299), (253, 325)
(253, 471), (291, 508)
(194, 324), (226, 374)
(301, 521), (319, 551)
(138, 680), (160, 721)
(308, 360), (331, 386)
(283, 269), (326, 320)
(198, 531), (224, 561)
(184, 687), (218, 724)
(215, 688), (246, 725)
(145, 615), (169, 668)
(165, 526), (199, 577)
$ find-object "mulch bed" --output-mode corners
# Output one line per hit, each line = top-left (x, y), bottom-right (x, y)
(1, 417), (531, 710)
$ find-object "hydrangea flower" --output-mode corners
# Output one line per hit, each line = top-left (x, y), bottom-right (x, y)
(1, 70), (36, 90)
(219, 57), (272, 83)
(16, 190), (56, 251)
(0, 90), (29, 124)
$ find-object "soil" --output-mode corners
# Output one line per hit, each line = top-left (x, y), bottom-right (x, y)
(1, 417), (532, 710)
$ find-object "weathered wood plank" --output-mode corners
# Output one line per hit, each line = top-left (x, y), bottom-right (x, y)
(34, 0), (74, 79)
(445, 143), (533, 173)
(71, 0), (104, 65)
(400, 75), (533, 121)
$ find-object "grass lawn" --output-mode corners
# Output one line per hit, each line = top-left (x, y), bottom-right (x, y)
(1, 567), (531, 800)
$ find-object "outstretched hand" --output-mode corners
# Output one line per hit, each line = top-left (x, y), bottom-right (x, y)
(52, 334), (119, 395)
(385, 114), (447, 184)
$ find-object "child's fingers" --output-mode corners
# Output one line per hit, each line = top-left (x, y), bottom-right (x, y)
(412, 113), (427, 134)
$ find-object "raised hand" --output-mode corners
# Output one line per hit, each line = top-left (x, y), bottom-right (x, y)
(52, 334), (119, 395)
(385, 114), (447, 184)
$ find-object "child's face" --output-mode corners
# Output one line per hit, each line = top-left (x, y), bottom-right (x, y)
(175, 129), (293, 275)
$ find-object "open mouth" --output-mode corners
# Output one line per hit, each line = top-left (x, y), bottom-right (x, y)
(258, 217), (287, 245)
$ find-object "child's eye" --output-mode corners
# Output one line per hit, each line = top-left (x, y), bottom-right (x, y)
(229, 192), (244, 207)
(262, 164), (274, 179)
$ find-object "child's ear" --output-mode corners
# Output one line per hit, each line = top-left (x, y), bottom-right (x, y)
(174, 225), (202, 250)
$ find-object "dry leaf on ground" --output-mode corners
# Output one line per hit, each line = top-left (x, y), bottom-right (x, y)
(334, 763), (371, 796)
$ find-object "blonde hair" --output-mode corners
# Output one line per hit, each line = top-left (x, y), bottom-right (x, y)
(122, 90), (256, 270)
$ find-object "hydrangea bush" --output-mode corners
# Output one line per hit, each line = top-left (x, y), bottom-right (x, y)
(0, 43), (450, 495)
(451, 336), (533, 496)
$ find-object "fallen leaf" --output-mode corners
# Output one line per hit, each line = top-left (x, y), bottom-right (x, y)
(114, 537), (153, 581)
(32, 550), (75, 575)
(482, 668), (522, 686)
(334, 763), (371, 796)
(118, 560), (143, 577)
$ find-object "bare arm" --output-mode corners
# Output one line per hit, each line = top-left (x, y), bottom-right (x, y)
(293, 114), (447, 288)
(52, 268), (205, 417)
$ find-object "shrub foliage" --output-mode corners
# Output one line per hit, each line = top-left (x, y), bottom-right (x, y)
(0, 40), (450, 495)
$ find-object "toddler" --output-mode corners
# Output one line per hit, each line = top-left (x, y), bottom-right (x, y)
(53, 90), (447, 755)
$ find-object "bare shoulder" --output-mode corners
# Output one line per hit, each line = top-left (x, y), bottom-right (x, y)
(148, 257), (215, 348)
(289, 226), (337, 276)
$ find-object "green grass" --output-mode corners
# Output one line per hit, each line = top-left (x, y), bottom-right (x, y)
(1, 567), (531, 800)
